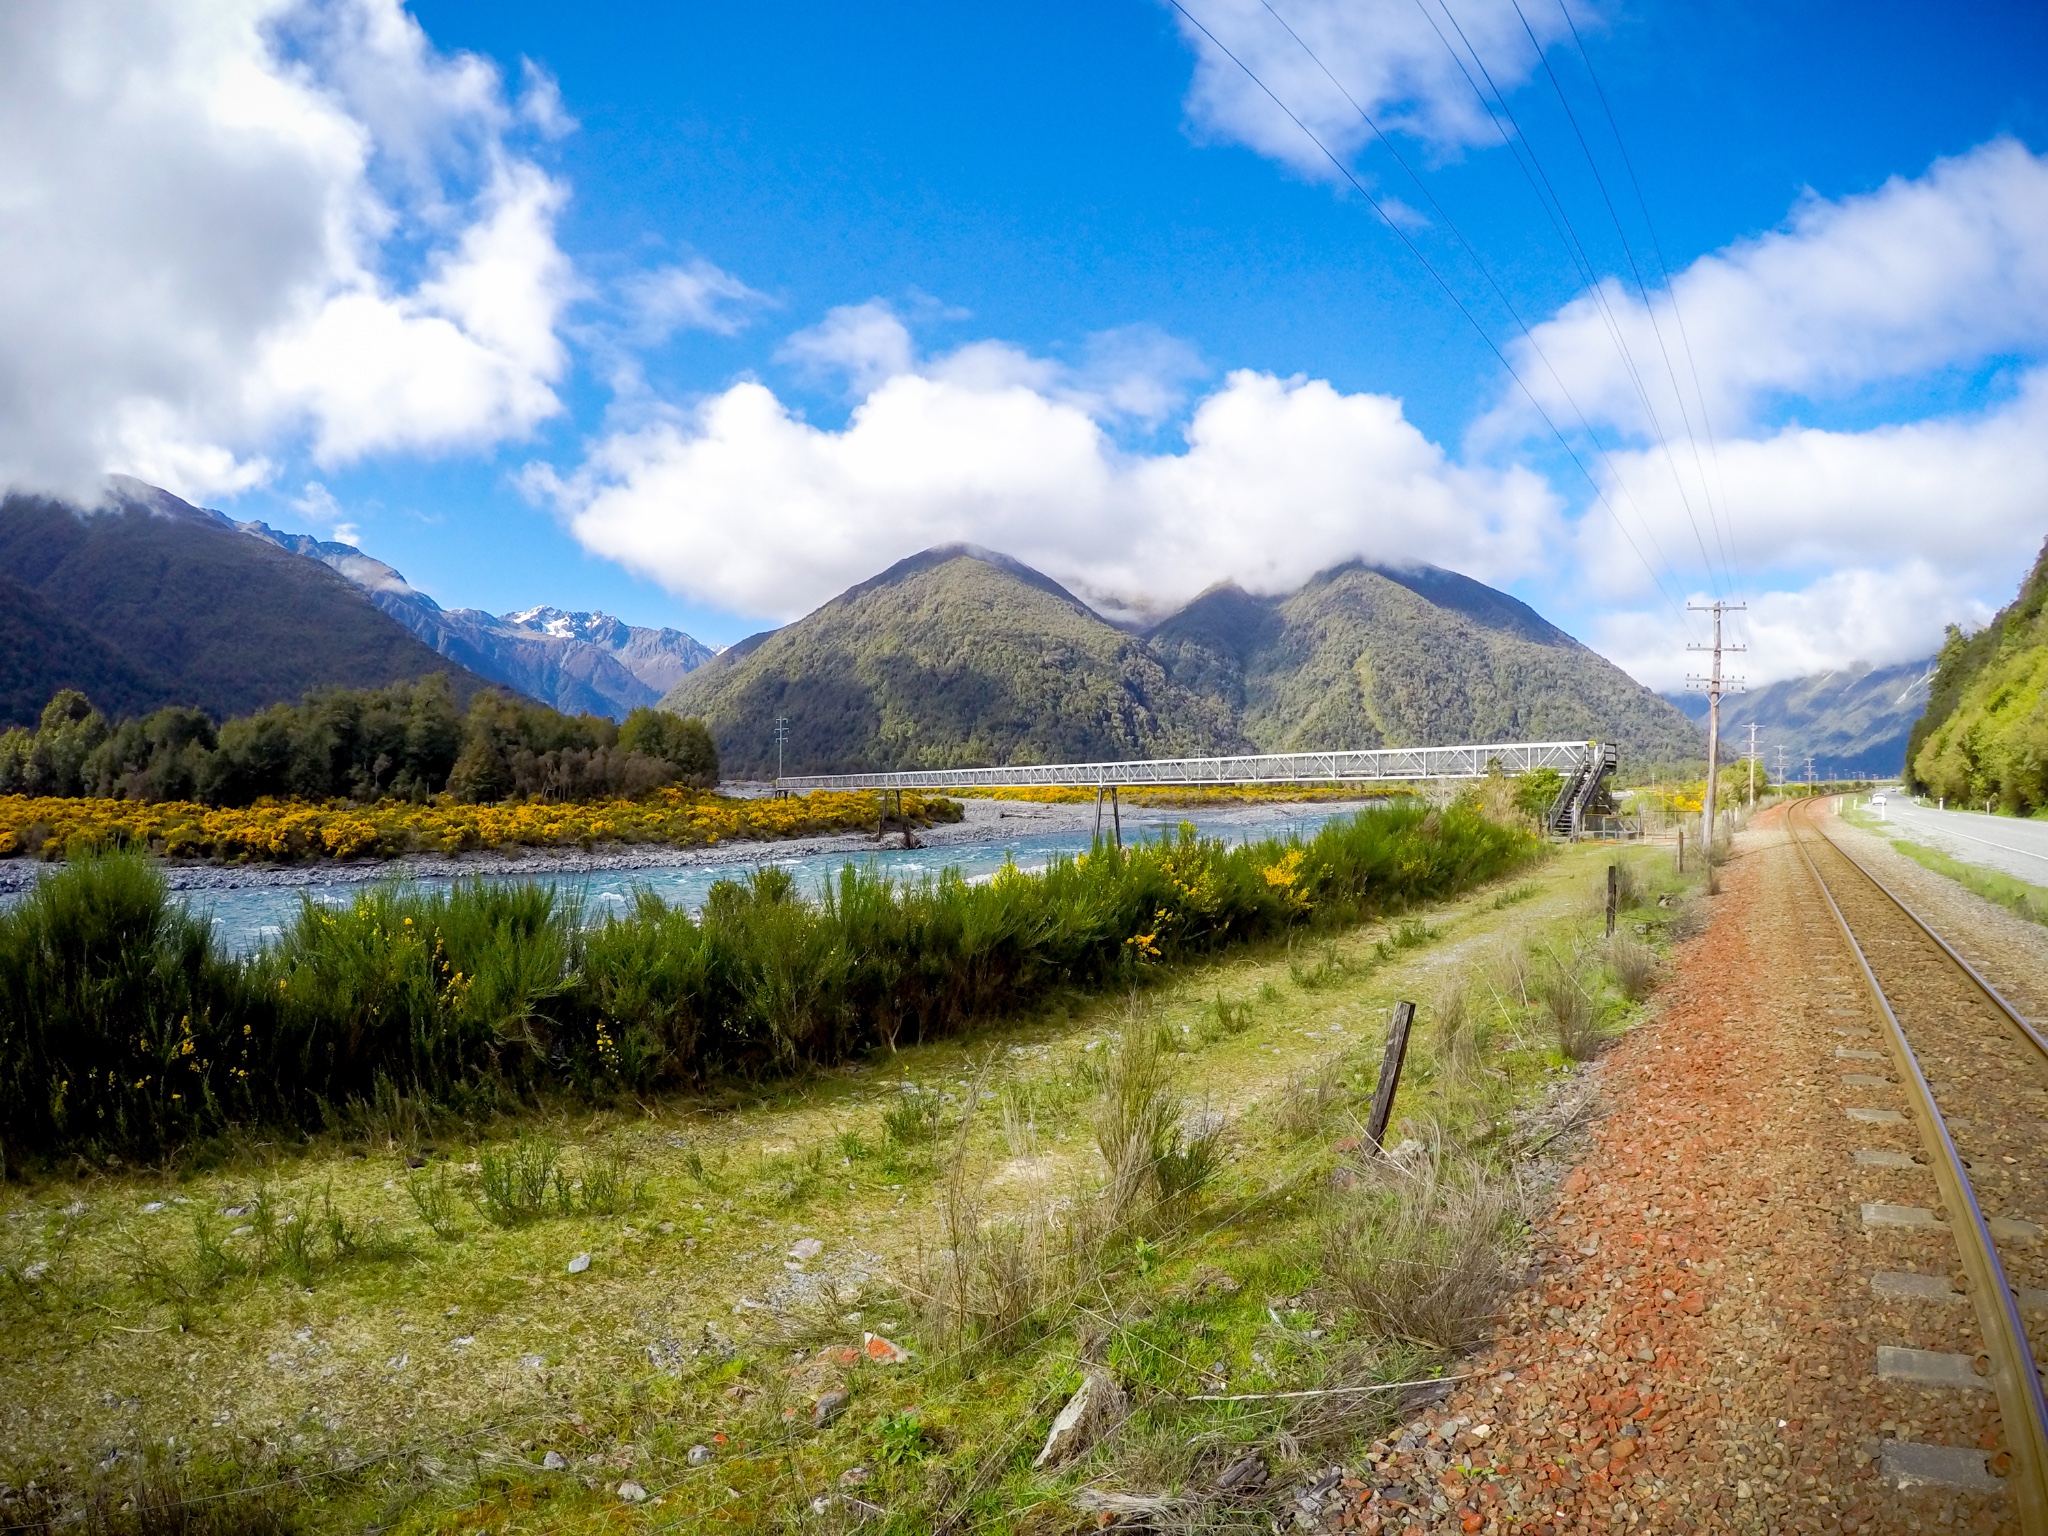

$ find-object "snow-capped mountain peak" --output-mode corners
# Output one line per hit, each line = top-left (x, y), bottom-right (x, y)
(504, 605), (630, 647)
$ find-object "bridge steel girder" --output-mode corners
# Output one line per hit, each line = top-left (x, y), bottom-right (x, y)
(776, 740), (1605, 793)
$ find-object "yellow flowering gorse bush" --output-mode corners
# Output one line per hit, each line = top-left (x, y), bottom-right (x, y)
(0, 786), (961, 864)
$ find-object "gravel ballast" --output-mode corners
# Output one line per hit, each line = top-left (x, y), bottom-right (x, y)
(1307, 807), (2016, 1534)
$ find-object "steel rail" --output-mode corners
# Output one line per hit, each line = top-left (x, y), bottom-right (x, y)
(1805, 804), (2048, 1067)
(777, 739), (1602, 792)
(1788, 799), (2048, 1531)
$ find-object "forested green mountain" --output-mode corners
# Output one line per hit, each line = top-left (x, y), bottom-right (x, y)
(1664, 658), (1934, 779)
(0, 480), (490, 727)
(1909, 538), (2048, 810)
(1151, 563), (1702, 765)
(665, 547), (1702, 776)
(663, 547), (1239, 776)
(0, 569), (163, 727)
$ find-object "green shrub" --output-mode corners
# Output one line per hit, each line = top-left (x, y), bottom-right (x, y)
(0, 803), (1537, 1160)
(477, 1136), (568, 1226)
(253, 879), (579, 1116)
(0, 851), (260, 1161)
(882, 1092), (944, 1148)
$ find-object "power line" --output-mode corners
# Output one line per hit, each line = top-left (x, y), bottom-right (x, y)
(1255, 0), (1692, 620)
(1407, 0), (1708, 614)
(1549, 0), (1739, 586)
(1168, 0), (1687, 620)
(1503, 0), (1732, 599)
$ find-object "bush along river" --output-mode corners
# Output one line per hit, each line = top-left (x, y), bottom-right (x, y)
(0, 797), (1394, 953)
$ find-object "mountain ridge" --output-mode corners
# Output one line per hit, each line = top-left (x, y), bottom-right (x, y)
(232, 520), (717, 719)
(665, 546), (1703, 777)
(1662, 657), (1935, 779)
(0, 481), (494, 726)
(1908, 538), (2048, 810)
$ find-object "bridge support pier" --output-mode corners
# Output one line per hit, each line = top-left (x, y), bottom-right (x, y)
(1092, 786), (1122, 850)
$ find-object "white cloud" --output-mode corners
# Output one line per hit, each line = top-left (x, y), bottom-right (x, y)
(1579, 366), (2048, 602)
(777, 301), (920, 397)
(1488, 138), (2048, 445)
(530, 325), (1558, 622)
(622, 258), (770, 342)
(0, 0), (576, 504)
(1169, 0), (1577, 175)
(516, 58), (577, 139)
(1465, 136), (2048, 688)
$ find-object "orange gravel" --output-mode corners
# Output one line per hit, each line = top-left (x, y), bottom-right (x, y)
(1307, 809), (2015, 1535)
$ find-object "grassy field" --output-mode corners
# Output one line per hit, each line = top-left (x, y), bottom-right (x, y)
(0, 839), (1701, 1535)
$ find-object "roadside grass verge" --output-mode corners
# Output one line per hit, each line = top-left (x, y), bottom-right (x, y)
(0, 842), (1708, 1534)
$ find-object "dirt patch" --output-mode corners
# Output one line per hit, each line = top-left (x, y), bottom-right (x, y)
(1308, 810), (2016, 1534)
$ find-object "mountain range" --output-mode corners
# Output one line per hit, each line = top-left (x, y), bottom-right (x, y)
(1662, 657), (1936, 779)
(662, 545), (1707, 778)
(0, 480), (492, 726)
(6, 478), (1936, 787)
(234, 519), (716, 718)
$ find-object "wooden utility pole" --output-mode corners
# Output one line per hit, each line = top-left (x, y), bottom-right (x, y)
(1688, 602), (1746, 859)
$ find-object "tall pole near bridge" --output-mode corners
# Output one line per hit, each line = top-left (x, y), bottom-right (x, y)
(1688, 601), (1746, 857)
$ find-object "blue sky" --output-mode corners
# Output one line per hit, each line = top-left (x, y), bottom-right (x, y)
(4, 1), (2047, 687)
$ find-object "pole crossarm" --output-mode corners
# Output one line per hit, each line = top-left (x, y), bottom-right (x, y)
(778, 740), (1607, 793)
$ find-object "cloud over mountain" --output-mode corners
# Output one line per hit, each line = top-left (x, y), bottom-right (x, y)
(529, 316), (1560, 623)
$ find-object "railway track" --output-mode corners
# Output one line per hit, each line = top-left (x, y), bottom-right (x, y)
(1789, 798), (2048, 1529)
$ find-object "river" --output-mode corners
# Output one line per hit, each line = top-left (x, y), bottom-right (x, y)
(1, 798), (1387, 954)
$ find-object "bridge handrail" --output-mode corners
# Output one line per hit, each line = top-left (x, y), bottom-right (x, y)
(777, 740), (1603, 792)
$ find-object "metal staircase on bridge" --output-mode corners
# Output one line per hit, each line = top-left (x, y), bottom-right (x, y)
(1546, 741), (1619, 839)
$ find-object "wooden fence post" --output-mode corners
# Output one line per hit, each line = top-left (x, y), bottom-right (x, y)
(1605, 864), (1618, 938)
(1364, 1001), (1417, 1152)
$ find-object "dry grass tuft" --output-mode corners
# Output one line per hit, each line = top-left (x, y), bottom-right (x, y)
(1602, 932), (1659, 1003)
(1273, 1059), (1348, 1140)
(1536, 947), (1603, 1061)
(1326, 1134), (1518, 1352)
(1430, 978), (1486, 1085)
(0, 1460), (303, 1536)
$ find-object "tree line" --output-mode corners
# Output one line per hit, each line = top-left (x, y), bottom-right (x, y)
(0, 678), (718, 806)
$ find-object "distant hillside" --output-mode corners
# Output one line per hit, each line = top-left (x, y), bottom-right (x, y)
(0, 569), (163, 728)
(662, 546), (1239, 776)
(1909, 538), (2048, 810)
(1152, 563), (1702, 766)
(1663, 658), (1934, 779)
(237, 525), (715, 720)
(0, 480), (489, 726)
(665, 547), (1702, 777)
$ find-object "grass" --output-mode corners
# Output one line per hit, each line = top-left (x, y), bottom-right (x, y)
(0, 841), (1706, 1535)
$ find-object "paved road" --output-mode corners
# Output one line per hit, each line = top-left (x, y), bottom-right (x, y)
(1868, 795), (2048, 887)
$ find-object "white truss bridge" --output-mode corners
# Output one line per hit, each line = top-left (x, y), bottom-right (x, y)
(778, 739), (1607, 793)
